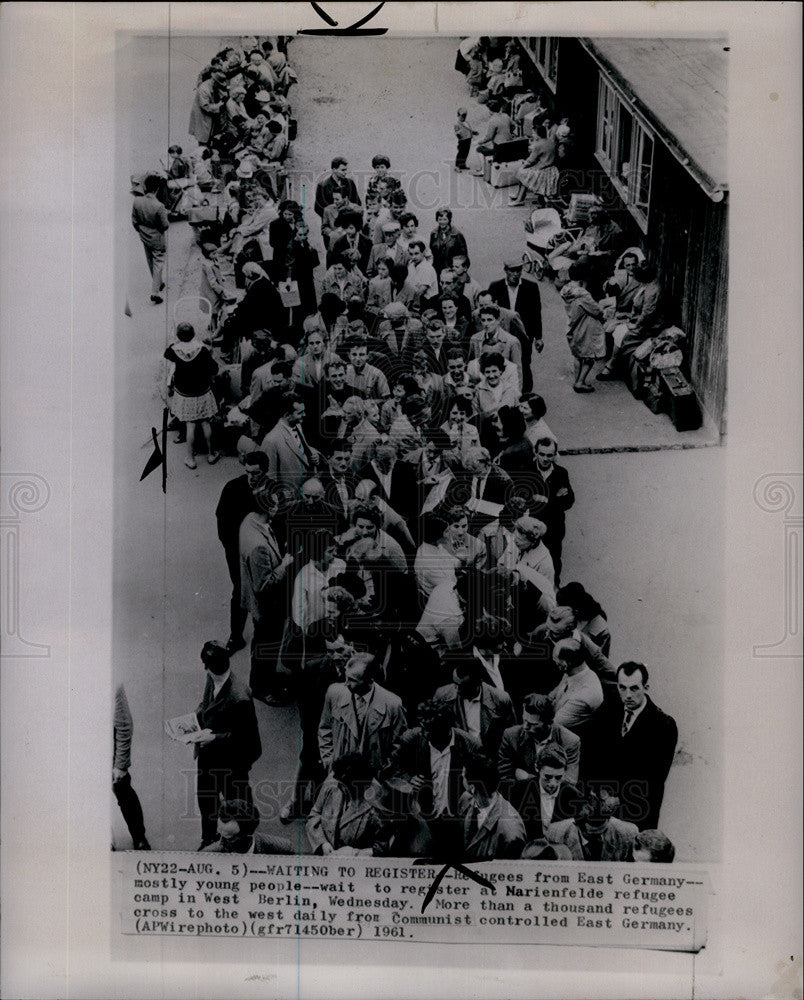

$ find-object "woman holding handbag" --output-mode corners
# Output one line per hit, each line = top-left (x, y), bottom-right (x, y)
(164, 323), (221, 469)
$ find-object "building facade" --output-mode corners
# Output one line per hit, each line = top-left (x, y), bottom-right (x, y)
(518, 36), (729, 435)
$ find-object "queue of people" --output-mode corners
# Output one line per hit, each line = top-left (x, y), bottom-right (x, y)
(121, 35), (680, 865)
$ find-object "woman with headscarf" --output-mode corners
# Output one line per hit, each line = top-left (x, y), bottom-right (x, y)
(509, 515), (556, 594)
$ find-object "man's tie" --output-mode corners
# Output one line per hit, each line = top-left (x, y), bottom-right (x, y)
(621, 710), (634, 737)
(585, 834), (603, 861)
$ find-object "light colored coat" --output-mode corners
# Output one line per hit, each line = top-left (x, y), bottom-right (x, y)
(318, 682), (407, 773)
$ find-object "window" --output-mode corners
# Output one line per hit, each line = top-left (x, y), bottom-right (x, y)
(594, 73), (655, 231)
(630, 125), (654, 221)
(596, 78), (618, 165)
(529, 37), (559, 91)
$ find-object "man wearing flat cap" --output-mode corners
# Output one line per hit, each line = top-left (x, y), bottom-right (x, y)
(488, 257), (543, 393)
(366, 220), (409, 277)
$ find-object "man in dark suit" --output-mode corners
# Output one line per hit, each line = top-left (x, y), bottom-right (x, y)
(447, 446), (513, 533)
(528, 437), (575, 584)
(194, 641), (262, 848)
(587, 662), (678, 830)
(488, 259), (543, 393)
(498, 731), (578, 841)
(387, 698), (482, 856)
(314, 156), (361, 218)
(278, 477), (346, 564)
(488, 260), (543, 347)
(498, 692), (581, 785)
(448, 615), (529, 716)
(319, 438), (360, 522)
(355, 440), (419, 527)
(327, 210), (373, 275)
(433, 657), (517, 756)
(202, 797), (294, 854)
(215, 449), (269, 654)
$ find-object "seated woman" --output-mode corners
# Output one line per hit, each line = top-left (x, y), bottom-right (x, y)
(598, 261), (666, 386)
(306, 753), (392, 856)
(229, 184), (278, 258)
(366, 256), (393, 313)
(411, 350), (445, 422)
(555, 581), (611, 656)
(510, 124), (559, 207)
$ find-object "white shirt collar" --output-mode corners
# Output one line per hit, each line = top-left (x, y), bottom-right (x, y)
(211, 669), (231, 697)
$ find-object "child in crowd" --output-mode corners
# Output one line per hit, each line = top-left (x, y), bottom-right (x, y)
(453, 108), (478, 171)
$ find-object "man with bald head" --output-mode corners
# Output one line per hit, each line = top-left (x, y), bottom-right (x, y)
(548, 638), (604, 733)
(527, 605), (615, 692)
(278, 475), (346, 564)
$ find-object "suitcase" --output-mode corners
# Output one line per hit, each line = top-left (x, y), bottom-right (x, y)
(492, 137), (529, 163)
(188, 201), (220, 226)
(659, 367), (703, 431)
(490, 159), (522, 188)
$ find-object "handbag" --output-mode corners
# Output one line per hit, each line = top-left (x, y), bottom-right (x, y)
(278, 279), (301, 308)
(650, 346), (684, 370)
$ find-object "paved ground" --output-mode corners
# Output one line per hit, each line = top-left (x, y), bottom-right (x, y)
(113, 34), (723, 862)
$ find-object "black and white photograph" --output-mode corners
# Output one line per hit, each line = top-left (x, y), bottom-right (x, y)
(115, 27), (725, 866)
(1, 3), (801, 999)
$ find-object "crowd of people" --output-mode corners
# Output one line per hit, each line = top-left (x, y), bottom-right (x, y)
(120, 36), (681, 865)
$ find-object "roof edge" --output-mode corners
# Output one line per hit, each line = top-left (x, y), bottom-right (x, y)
(579, 38), (728, 202)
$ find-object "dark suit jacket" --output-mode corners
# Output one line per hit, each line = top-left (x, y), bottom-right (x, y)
(195, 674), (262, 775)
(328, 232), (373, 275)
(528, 463), (575, 543)
(355, 459), (420, 525)
(446, 646), (531, 716)
(458, 791), (526, 860)
(488, 276), (543, 343)
(498, 723), (581, 785)
(215, 474), (258, 555)
(319, 472), (360, 520)
(586, 696), (678, 829)
(314, 174), (361, 217)
(226, 275), (287, 341)
(432, 682), (517, 755)
(389, 726), (481, 817)
(548, 816), (638, 861)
